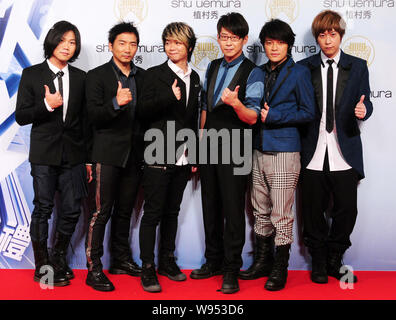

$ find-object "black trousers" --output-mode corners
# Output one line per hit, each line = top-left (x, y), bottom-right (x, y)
(86, 158), (142, 271)
(301, 163), (359, 253)
(139, 165), (190, 264)
(200, 162), (248, 272)
(30, 163), (86, 242)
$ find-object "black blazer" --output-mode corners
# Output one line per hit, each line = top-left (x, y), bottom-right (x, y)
(86, 59), (146, 167)
(298, 51), (373, 179)
(137, 61), (201, 165)
(15, 61), (88, 166)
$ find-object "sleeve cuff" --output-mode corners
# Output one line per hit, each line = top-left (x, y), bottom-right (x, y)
(44, 98), (54, 112)
(112, 97), (121, 110)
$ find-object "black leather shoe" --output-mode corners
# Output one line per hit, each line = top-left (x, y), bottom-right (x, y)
(158, 256), (186, 281)
(310, 247), (328, 284)
(51, 232), (75, 280)
(220, 272), (239, 294)
(141, 263), (161, 293)
(327, 251), (357, 283)
(265, 245), (290, 291)
(33, 265), (70, 287)
(239, 234), (274, 280)
(109, 260), (142, 277)
(32, 240), (69, 287)
(190, 262), (222, 279)
(86, 271), (115, 292)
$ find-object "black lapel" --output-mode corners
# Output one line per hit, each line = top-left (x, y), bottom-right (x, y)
(158, 62), (187, 116)
(207, 60), (221, 112)
(335, 51), (352, 113)
(40, 61), (57, 93)
(186, 71), (200, 115)
(307, 54), (323, 114)
(267, 58), (294, 104)
(64, 66), (76, 125)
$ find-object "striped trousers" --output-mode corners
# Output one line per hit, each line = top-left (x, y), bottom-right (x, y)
(250, 150), (300, 246)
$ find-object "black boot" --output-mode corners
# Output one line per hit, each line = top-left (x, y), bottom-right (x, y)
(158, 255), (186, 281)
(51, 232), (74, 280)
(239, 234), (274, 280)
(86, 270), (115, 291)
(190, 262), (223, 279)
(309, 247), (328, 284)
(327, 250), (357, 283)
(32, 240), (69, 287)
(264, 244), (290, 291)
(221, 271), (239, 294)
(141, 263), (161, 293)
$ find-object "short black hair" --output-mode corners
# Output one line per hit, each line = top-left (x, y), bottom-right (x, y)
(108, 22), (140, 45)
(259, 19), (296, 55)
(217, 12), (249, 38)
(43, 20), (81, 63)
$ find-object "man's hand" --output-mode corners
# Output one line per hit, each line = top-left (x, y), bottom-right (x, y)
(172, 79), (181, 100)
(44, 85), (63, 109)
(221, 85), (240, 107)
(86, 165), (93, 183)
(116, 81), (132, 106)
(261, 102), (270, 123)
(355, 95), (366, 119)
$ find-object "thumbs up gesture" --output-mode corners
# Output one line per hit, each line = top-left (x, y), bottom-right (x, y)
(261, 102), (270, 123)
(44, 85), (63, 109)
(172, 79), (181, 100)
(221, 85), (240, 107)
(116, 81), (132, 106)
(354, 95), (366, 119)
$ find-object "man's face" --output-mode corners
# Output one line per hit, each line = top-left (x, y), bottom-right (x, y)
(165, 38), (189, 65)
(317, 29), (341, 59)
(51, 30), (76, 64)
(264, 37), (288, 65)
(109, 32), (138, 65)
(217, 27), (248, 62)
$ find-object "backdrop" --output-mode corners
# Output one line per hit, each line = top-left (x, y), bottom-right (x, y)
(0, 0), (395, 271)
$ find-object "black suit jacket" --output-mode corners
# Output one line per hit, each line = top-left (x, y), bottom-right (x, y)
(86, 59), (146, 167)
(298, 50), (373, 179)
(15, 61), (88, 166)
(137, 61), (201, 165)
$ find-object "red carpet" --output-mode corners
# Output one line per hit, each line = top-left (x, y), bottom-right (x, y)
(1, 270), (396, 300)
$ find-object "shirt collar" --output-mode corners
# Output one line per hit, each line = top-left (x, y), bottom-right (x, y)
(264, 56), (290, 73)
(111, 58), (137, 77)
(167, 59), (192, 78)
(47, 59), (69, 75)
(221, 52), (245, 68)
(320, 50), (341, 67)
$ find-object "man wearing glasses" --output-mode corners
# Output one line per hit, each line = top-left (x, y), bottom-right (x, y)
(191, 12), (261, 294)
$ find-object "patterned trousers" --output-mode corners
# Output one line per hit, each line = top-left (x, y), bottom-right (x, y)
(250, 150), (300, 246)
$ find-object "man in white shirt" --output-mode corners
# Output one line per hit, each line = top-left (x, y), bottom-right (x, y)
(136, 22), (200, 293)
(15, 21), (90, 287)
(298, 10), (373, 284)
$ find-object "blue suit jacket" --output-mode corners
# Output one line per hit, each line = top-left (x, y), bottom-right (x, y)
(253, 58), (316, 152)
(298, 51), (373, 179)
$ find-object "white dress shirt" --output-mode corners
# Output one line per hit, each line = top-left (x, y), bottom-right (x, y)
(167, 59), (192, 166)
(44, 59), (69, 122)
(307, 50), (352, 172)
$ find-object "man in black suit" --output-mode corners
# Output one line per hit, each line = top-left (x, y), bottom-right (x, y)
(15, 21), (90, 287)
(298, 10), (373, 284)
(137, 22), (200, 293)
(85, 22), (145, 292)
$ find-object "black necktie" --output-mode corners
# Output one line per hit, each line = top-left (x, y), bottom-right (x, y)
(56, 70), (64, 98)
(326, 59), (334, 133)
(213, 63), (230, 105)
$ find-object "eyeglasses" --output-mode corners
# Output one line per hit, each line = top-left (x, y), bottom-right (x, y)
(219, 34), (241, 42)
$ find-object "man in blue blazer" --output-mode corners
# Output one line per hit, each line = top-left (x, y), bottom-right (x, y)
(239, 19), (315, 291)
(298, 10), (373, 285)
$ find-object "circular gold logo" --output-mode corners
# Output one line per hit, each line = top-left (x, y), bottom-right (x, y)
(265, 0), (299, 24)
(191, 36), (221, 71)
(114, 0), (148, 24)
(342, 36), (375, 66)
